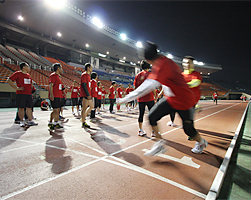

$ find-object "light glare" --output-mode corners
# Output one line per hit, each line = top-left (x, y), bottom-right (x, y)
(92, 17), (104, 29)
(18, 15), (24, 21)
(57, 32), (62, 37)
(167, 54), (173, 59)
(120, 33), (127, 41)
(136, 41), (143, 48)
(45, 0), (66, 9)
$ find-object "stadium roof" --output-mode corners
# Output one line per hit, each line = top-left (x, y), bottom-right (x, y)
(0, 0), (221, 75)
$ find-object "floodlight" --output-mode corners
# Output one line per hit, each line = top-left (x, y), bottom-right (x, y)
(193, 60), (198, 65)
(120, 33), (127, 41)
(136, 41), (143, 48)
(86, 43), (89, 48)
(57, 32), (62, 37)
(119, 60), (125, 63)
(130, 62), (136, 66)
(98, 53), (106, 58)
(92, 17), (104, 29)
(167, 53), (173, 59)
(106, 51), (109, 54)
(198, 62), (204, 66)
(45, 0), (66, 10)
(18, 15), (24, 21)
(123, 57), (126, 60)
(208, 72), (210, 75)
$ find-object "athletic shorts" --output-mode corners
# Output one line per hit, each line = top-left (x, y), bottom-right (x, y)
(71, 98), (78, 106)
(51, 98), (62, 109)
(61, 98), (66, 107)
(16, 94), (33, 108)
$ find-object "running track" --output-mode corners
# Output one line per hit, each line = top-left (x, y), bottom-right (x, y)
(0, 100), (248, 199)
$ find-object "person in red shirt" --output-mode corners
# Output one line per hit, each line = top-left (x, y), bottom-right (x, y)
(125, 83), (134, 111)
(70, 80), (80, 115)
(41, 99), (49, 111)
(80, 63), (94, 128)
(101, 86), (107, 110)
(108, 81), (117, 114)
(96, 81), (103, 114)
(48, 63), (63, 130)
(7, 62), (38, 127)
(134, 60), (155, 136)
(213, 91), (218, 105)
(167, 56), (202, 127)
(90, 72), (98, 122)
(118, 41), (208, 156)
(116, 84), (123, 112)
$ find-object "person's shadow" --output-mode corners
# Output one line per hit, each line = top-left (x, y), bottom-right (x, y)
(45, 136), (72, 174)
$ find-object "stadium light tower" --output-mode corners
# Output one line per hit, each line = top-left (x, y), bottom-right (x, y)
(120, 33), (127, 41)
(92, 17), (104, 29)
(18, 15), (24, 21)
(45, 0), (66, 9)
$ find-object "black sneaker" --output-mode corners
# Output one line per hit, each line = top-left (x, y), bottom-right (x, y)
(54, 123), (63, 129)
(48, 123), (54, 130)
(82, 122), (90, 128)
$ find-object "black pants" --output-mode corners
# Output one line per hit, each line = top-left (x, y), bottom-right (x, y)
(109, 99), (115, 112)
(138, 101), (155, 123)
(148, 98), (197, 137)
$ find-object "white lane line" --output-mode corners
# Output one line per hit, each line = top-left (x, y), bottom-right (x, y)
(101, 156), (207, 199)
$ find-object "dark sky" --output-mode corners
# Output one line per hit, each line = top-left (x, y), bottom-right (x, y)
(71, 0), (251, 82)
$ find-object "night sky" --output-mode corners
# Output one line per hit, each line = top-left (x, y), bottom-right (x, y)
(71, 0), (251, 82)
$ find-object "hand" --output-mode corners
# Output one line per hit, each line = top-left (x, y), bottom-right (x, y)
(87, 95), (92, 100)
(49, 94), (54, 101)
(16, 87), (25, 91)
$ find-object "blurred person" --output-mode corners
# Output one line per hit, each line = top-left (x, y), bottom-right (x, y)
(7, 62), (38, 127)
(117, 41), (208, 156)
(134, 60), (155, 137)
(80, 63), (94, 128)
(41, 99), (49, 111)
(97, 81), (103, 114)
(116, 83), (123, 112)
(125, 83), (134, 111)
(90, 72), (98, 122)
(108, 81), (117, 114)
(101, 86), (107, 110)
(70, 80), (80, 116)
(213, 91), (218, 105)
(59, 84), (66, 120)
(48, 63), (64, 131)
(167, 56), (202, 128)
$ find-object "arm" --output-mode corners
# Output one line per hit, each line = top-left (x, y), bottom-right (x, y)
(49, 83), (54, 101)
(117, 79), (160, 104)
(82, 82), (91, 100)
(7, 78), (24, 91)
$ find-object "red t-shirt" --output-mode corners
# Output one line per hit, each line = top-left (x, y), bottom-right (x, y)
(109, 86), (115, 99)
(147, 56), (195, 110)
(125, 87), (134, 95)
(97, 87), (102, 100)
(102, 89), (107, 99)
(49, 72), (62, 98)
(71, 86), (79, 98)
(182, 71), (202, 104)
(116, 87), (123, 98)
(80, 72), (91, 97)
(213, 93), (218, 99)
(41, 101), (49, 107)
(134, 70), (155, 102)
(9, 71), (32, 95)
(90, 79), (98, 98)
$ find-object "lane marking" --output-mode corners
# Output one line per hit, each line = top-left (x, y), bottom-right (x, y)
(142, 149), (200, 169)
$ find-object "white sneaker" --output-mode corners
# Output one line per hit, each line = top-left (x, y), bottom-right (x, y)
(138, 130), (146, 136)
(144, 141), (167, 157)
(20, 121), (25, 127)
(72, 112), (75, 115)
(151, 131), (156, 137)
(167, 121), (175, 127)
(27, 121), (38, 126)
(191, 139), (208, 154)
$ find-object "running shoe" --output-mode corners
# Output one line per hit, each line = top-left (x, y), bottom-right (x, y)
(144, 141), (167, 157)
(138, 130), (146, 137)
(187, 136), (194, 141)
(167, 121), (175, 127)
(48, 123), (54, 130)
(195, 104), (202, 113)
(151, 131), (156, 137)
(82, 122), (90, 128)
(20, 121), (25, 127)
(110, 111), (115, 114)
(27, 121), (38, 126)
(191, 139), (208, 154)
(14, 120), (20, 124)
(54, 123), (63, 129)
(90, 118), (98, 123)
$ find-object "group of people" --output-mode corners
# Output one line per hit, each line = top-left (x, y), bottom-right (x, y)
(7, 41), (209, 157)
